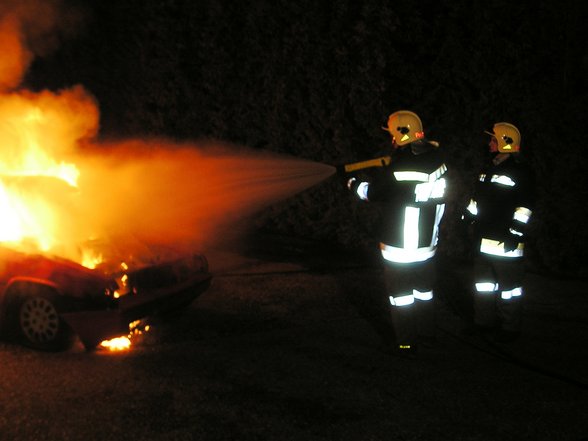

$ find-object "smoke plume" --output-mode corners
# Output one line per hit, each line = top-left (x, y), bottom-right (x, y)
(0, 0), (83, 91)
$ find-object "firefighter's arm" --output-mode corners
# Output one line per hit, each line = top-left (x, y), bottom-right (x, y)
(508, 165), (535, 241)
(336, 156), (391, 201)
(509, 206), (532, 238)
(498, 207), (531, 251)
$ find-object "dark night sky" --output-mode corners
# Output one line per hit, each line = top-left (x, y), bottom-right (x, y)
(17, 0), (588, 275)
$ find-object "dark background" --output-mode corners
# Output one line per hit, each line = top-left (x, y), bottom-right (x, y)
(24, 0), (588, 276)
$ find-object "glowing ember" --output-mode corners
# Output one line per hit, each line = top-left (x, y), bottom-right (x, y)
(99, 320), (152, 352)
(100, 336), (131, 351)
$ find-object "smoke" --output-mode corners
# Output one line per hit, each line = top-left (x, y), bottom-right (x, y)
(0, 0), (84, 91)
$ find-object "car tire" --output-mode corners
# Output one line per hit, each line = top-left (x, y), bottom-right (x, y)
(15, 294), (76, 352)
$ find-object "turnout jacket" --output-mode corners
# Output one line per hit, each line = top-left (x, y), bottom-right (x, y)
(350, 141), (447, 264)
(466, 153), (535, 258)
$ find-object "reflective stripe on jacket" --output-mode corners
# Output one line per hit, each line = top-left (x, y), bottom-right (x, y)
(467, 154), (534, 256)
(352, 143), (447, 264)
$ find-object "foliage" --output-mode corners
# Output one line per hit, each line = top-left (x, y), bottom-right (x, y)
(27, 0), (588, 276)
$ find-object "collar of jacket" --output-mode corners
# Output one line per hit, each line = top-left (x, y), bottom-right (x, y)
(410, 140), (436, 155)
(492, 152), (511, 166)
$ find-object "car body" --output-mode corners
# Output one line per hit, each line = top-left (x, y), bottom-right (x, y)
(0, 245), (212, 351)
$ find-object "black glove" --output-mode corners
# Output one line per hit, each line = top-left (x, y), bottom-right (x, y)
(503, 236), (519, 252)
(461, 210), (476, 226)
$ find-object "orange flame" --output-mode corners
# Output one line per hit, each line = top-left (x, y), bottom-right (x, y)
(99, 336), (131, 351)
(0, 7), (102, 263)
(99, 320), (151, 352)
(0, 4), (334, 268)
(0, 86), (99, 260)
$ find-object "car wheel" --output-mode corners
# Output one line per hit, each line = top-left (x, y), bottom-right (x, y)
(17, 295), (75, 351)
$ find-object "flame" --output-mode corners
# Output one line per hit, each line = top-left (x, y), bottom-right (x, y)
(0, 85), (334, 267)
(0, 86), (99, 262)
(99, 320), (151, 352)
(81, 249), (103, 270)
(0, 4), (334, 268)
(0, 5), (100, 264)
(99, 336), (131, 351)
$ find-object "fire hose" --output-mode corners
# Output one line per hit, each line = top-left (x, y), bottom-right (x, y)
(335, 139), (440, 175)
(336, 155), (392, 175)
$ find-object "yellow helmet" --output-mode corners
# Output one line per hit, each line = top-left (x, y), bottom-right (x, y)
(485, 122), (521, 153)
(384, 110), (425, 146)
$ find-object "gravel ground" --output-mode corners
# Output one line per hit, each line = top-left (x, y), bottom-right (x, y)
(0, 234), (587, 441)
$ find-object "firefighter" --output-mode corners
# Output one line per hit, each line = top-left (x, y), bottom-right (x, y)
(463, 122), (535, 342)
(346, 110), (447, 355)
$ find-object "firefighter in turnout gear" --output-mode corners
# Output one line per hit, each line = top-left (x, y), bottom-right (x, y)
(346, 110), (447, 355)
(463, 122), (535, 342)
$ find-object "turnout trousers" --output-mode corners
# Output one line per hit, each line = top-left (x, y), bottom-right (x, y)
(473, 253), (525, 332)
(383, 257), (436, 348)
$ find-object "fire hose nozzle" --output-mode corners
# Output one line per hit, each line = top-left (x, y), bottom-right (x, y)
(337, 156), (392, 174)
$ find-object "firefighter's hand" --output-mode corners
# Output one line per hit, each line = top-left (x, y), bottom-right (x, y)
(346, 177), (357, 191)
(461, 212), (476, 226)
(504, 226), (525, 252)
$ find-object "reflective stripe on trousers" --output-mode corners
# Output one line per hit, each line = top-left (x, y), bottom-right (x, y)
(476, 283), (523, 300)
(389, 289), (433, 307)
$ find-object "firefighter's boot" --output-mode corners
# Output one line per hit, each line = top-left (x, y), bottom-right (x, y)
(390, 303), (417, 354)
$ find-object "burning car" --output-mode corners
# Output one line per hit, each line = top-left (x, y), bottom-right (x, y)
(0, 89), (214, 352)
(0, 244), (212, 351)
(0, 11), (220, 352)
